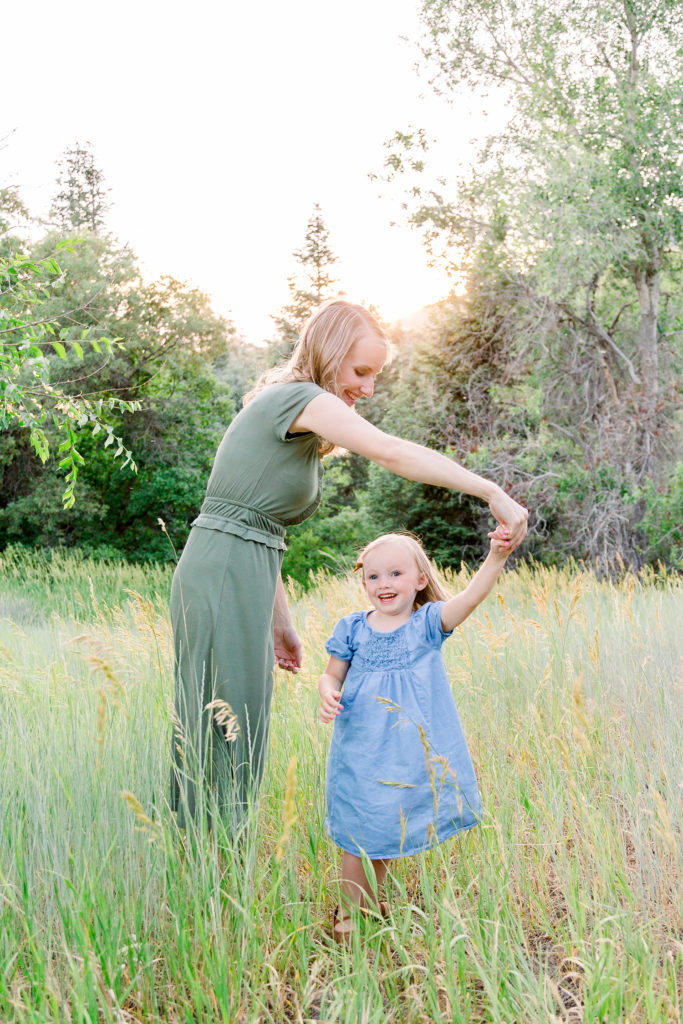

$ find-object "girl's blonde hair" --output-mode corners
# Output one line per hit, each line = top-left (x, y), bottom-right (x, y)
(244, 299), (389, 455)
(355, 533), (452, 608)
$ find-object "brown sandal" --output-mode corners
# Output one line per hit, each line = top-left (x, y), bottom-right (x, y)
(332, 906), (355, 944)
(332, 900), (389, 943)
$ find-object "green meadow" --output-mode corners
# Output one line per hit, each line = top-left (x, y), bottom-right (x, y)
(0, 546), (680, 1023)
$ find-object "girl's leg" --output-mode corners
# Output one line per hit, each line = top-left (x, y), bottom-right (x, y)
(335, 852), (391, 937)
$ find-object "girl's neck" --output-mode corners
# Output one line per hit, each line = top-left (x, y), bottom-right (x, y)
(366, 606), (415, 633)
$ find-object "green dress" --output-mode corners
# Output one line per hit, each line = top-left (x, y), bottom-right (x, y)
(170, 381), (324, 827)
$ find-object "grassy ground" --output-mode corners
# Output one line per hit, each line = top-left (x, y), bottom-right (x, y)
(0, 546), (681, 1023)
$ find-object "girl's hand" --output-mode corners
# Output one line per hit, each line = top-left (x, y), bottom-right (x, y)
(318, 659), (349, 723)
(319, 686), (343, 724)
(488, 489), (528, 548)
(488, 535), (512, 559)
(274, 625), (302, 673)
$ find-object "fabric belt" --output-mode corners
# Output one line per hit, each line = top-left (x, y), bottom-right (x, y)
(191, 496), (286, 551)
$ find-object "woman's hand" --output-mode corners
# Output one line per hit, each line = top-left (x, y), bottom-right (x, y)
(274, 625), (302, 673)
(488, 489), (528, 549)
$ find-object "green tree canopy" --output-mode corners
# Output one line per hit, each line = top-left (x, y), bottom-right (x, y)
(381, 0), (683, 567)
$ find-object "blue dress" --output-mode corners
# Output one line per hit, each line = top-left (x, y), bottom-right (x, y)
(324, 602), (482, 859)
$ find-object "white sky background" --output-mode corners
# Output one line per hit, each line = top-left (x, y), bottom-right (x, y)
(3, 0), (492, 343)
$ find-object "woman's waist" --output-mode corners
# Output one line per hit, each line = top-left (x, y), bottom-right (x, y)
(192, 496), (286, 549)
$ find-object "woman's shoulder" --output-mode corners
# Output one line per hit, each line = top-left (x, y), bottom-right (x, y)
(251, 380), (326, 407)
(245, 380), (327, 442)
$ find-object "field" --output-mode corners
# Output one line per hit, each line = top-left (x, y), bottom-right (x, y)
(0, 546), (681, 1023)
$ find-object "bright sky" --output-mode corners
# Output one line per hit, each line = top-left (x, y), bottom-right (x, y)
(3, 0), (489, 343)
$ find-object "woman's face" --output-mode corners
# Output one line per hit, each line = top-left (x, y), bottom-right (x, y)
(334, 331), (388, 408)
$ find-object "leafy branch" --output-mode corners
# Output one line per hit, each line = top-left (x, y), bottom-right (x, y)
(0, 243), (140, 508)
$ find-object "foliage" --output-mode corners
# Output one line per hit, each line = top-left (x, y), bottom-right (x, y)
(380, 0), (683, 568)
(0, 248), (236, 559)
(0, 225), (139, 509)
(0, 157), (238, 557)
(281, 459), (378, 583)
(634, 460), (683, 567)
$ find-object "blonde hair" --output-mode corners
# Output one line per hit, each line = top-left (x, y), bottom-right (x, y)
(244, 299), (389, 455)
(355, 532), (452, 608)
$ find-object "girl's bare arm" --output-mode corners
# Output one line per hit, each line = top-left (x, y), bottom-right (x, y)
(291, 394), (528, 546)
(440, 543), (510, 633)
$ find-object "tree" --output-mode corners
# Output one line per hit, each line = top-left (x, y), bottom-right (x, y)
(1, 185), (138, 509)
(50, 142), (112, 234)
(272, 204), (339, 355)
(0, 225), (237, 559)
(382, 0), (683, 566)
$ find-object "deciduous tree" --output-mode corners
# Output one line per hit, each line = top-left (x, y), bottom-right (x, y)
(382, 0), (683, 565)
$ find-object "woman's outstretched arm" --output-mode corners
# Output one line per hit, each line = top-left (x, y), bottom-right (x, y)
(291, 394), (528, 547)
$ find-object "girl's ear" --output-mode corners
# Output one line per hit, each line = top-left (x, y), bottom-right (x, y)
(417, 573), (428, 592)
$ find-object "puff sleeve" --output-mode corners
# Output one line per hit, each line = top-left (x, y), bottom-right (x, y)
(324, 613), (362, 662)
(422, 601), (454, 647)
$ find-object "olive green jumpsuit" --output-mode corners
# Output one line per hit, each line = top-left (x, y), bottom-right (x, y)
(170, 381), (324, 828)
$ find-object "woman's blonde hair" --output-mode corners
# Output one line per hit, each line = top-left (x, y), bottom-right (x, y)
(355, 532), (452, 608)
(244, 299), (389, 455)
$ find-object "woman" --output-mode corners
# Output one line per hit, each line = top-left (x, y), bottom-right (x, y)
(170, 300), (527, 828)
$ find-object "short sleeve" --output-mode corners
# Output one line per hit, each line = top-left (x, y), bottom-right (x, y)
(325, 613), (361, 662)
(422, 601), (453, 647)
(268, 382), (327, 442)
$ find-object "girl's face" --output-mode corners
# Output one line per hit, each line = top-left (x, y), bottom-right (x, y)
(334, 331), (388, 408)
(362, 540), (427, 622)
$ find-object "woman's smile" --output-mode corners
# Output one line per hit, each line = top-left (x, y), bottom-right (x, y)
(334, 332), (388, 407)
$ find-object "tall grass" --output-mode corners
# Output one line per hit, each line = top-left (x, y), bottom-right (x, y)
(0, 550), (680, 1022)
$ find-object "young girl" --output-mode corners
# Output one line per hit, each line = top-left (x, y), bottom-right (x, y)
(318, 532), (511, 940)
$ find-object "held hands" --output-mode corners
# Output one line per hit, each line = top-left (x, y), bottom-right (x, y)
(488, 489), (528, 551)
(487, 533), (514, 559)
(274, 624), (302, 673)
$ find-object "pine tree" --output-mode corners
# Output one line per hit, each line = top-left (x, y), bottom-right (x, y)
(50, 142), (111, 234)
(272, 204), (339, 356)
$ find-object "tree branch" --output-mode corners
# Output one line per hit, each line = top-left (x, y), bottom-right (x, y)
(0, 282), (108, 337)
